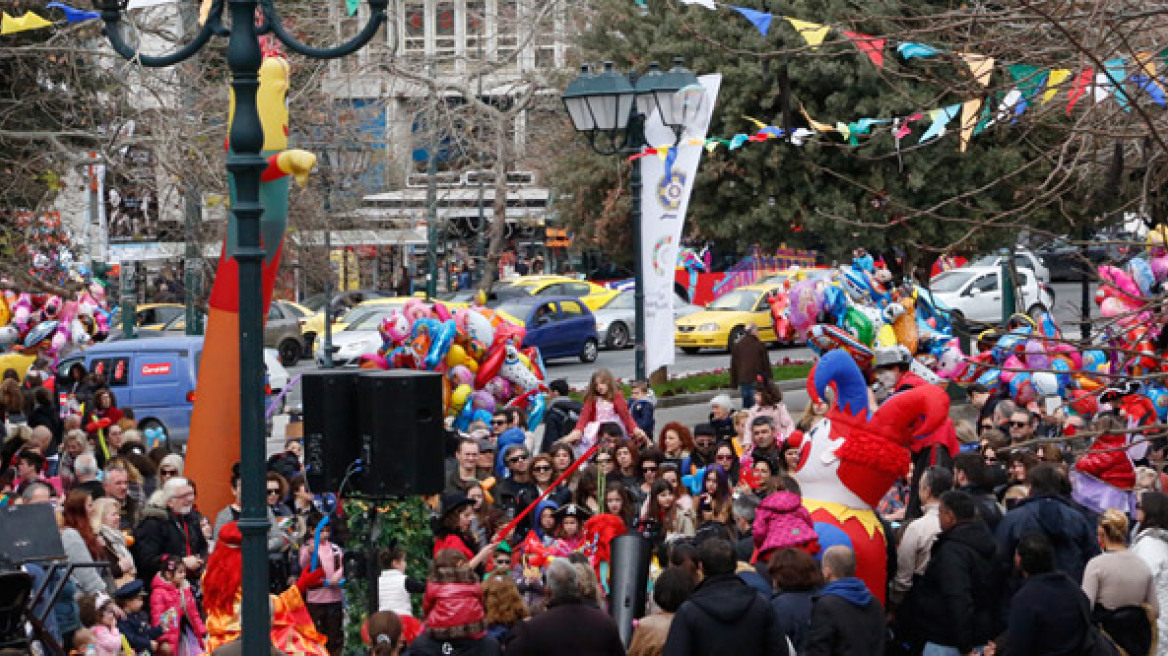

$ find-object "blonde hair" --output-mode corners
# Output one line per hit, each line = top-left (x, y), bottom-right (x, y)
(1099, 508), (1129, 545)
(91, 497), (121, 534)
(732, 410), (750, 432)
(954, 420), (977, 444)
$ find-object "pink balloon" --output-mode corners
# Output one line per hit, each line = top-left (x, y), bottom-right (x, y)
(1100, 297), (1126, 318)
(999, 355), (1023, 384)
(787, 281), (823, 333)
(1024, 340), (1049, 370)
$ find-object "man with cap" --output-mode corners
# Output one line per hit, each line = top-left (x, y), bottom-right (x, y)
(473, 434), (496, 480)
(872, 345), (958, 519)
(691, 424), (719, 473)
(114, 579), (162, 654)
(729, 322), (771, 409)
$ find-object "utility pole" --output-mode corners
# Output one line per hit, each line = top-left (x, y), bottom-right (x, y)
(425, 60), (439, 298)
(180, 1), (204, 336)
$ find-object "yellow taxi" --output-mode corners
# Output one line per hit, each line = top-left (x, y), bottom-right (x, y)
(673, 283), (784, 353)
(136, 303), (185, 331)
(492, 275), (619, 311)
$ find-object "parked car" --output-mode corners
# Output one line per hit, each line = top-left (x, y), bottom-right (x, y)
(495, 296), (599, 363)
(927, 266), (1054, 324)
(490, 275), (619, 310)
(55, 335), (287, 451)
(674, 282), (791, 354)
(161, 300), (308, 366)
(135, 303), (185, 331)
(1033, 233), (1140, 281)
(313, 305), (394, 367)
(299, 289), (390, 350)
(962, 248), (1051, 284)
(593, 290), (700, 349)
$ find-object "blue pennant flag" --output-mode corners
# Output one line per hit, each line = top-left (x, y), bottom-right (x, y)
(731, 6), (773, 37)
(46, 1), (100, 23)
(897, 42), (942, 59)
(1131, 75), (1167, 108)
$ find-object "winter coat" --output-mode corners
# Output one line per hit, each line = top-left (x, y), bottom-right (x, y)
(663, 573), (785, 656)
(1133, 527), (1168, 656)
(628, 612), (674, 656)
(404, 632), (500, 656)
(1001, 571), (1091, 656)
(905, 521), (1003, 652)
(541, 397), (583, 452)
(770, 589), (816, 653)
(27, 403), (63, 446)
(212, 504), (288, 554)
(629, 398), (656, 437)
(506, 598), (625, 656)
(118, 609), (163, 653)
(1074, 433), (1136, 489)
(132, 504), (210, 588)
(422, 567), (487, 641)
(802, 577), (885, 656)
(995, 494), (1100, 584)
(378, 568), (416, 616)
(298, 541), (343, 605)
(957, 484), (1004, 533)
(151, 573), (206, 652)
(93, 624), (123, 656)
(730, 333), (771, 386)
(753, 491), (818, 560)
(573, 390), (639, 436)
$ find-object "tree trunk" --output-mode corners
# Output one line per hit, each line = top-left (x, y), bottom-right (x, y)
(480, 117), (512, 290)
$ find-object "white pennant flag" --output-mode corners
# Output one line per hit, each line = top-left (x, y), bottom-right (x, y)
(680, 0), (718, 9)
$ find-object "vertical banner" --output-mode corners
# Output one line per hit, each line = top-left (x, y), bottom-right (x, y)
(640, 74), (721, 375)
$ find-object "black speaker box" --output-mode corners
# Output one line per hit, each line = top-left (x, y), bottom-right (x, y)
(608, 535), (653, 648)
(0, 503), (66, 565)
(301, 370), (361, 493)
(355, 370), (445, 497)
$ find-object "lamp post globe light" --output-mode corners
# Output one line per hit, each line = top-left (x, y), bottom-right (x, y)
(561, 59), (698, 381)
(90, 1), (386, 652)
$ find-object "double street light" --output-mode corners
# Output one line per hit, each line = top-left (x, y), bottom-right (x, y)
(562, 59), (699, 381)
(91, 1), (385, 653)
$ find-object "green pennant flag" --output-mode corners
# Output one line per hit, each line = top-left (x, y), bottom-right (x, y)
(1008, 64), (1047, 99)
(346, 0), (359, 15)
(972, 100), (993, 136)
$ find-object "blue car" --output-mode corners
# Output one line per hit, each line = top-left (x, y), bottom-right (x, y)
(495, 296), (600, 363)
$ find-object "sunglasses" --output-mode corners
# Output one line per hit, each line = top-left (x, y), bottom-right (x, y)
(642, 465), (658, 472)
(494, 559), (510, 567)
(491, 420), (507, 426)
(161, 469), (178, 476)
(507, 455), (529, 464)
(267, 488), (281, 495)
(716, 455), (735, 461)
(984, 456), (998, 463)
(1009, 421), (1029, 428)
(532, 465), (552, 473)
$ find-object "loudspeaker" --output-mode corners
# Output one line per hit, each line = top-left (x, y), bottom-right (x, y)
(608, 535), (653, 648)
(356, 370), (445, 497)
(302, 370), (361, 493)
(0, 504), (66, 565)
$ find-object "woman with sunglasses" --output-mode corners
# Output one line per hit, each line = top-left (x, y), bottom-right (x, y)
(637, 448), (664, 503)
(712, 442), (741, 486)
(266, 472), (295, 592)
(515, 455), (572, 531)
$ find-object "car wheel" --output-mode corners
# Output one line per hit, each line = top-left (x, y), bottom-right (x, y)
(680, 347), (701, 355)
(278, 339), (301, 367)
(727, 326), (746, 351)
(580, 338), (599, 363)
(607, 322), (630, 349)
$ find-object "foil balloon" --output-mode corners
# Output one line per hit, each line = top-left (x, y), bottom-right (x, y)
(767, 290), (790, 341)
(522, 347), (547, 381)
(1024, 340), (1050, 370)
(0, 326), (18, 348)
(463, 309), (496, 345)
(357, 354), (389, 369)
(1032, 371), (1060, 397)
(474, 344), (506, 388)
(1051, 357), (1072, 390)
(1082, 349), (1107, 372)
(447, 364), (474, 387)
(450, 384), (473, 413)
(381, 311), (410, 344)
(999, 356), (1023, 385)
(842, 307), (875, 346)
(24, 320), (57, 348)
(788, 280), (823, 335)
(485, 376), (513, 403)
(874, 324), (897, 348)
(525, 392), (547, 431)
(1130, 257), (1155, 296)
(935, 342), (966, 380)
(499, 343), (542, 392)
(432, 301), (453, 323)
(445, 343), (468, 368)
(821, 285), (848, 323)
(1009, 372), (1037, 405)
(1147, 386), (1168, 422)
(423, 320), (457, 370)
(806, 324), (874, 369)
(976, 368), (1002, 391)
(472, 389), (497, 414)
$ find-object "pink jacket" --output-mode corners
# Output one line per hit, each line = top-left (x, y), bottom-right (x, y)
(92, 625), (123, 656)
(752, 491), (819, 560)
(299, 541), (344, 605)
(151, 573), (206, 651)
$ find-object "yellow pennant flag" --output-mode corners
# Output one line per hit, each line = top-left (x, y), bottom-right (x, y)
(656, 146), (671, 161)
(959, 98), (981, 153)
(835, 122), (851, 142)
(198, 0), (213, 26)
(742, 115), (769, 131)
(1042, 69), (1072, 104)
(1, 11), (53, 35)
(785, 17), (831, 50)
(960, 53), (995, 87)
(800, 105), (835, 133)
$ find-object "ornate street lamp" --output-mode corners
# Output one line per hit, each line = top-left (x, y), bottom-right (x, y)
(562, 59), (698, 381)
(90, 1), (386, 652)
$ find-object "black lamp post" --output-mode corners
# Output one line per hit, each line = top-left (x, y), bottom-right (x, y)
(562, 59), (698, 381)
(91, 1), (385, 653)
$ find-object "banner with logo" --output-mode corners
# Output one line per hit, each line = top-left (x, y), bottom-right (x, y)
(641, 74), (721, 375)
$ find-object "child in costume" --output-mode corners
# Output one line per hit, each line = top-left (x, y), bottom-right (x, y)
(151, 555), (206, 655)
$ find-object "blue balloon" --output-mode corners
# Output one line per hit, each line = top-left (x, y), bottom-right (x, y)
(812, 522), (853, 561)
(526, 393), (547, 431)
(1051, 357), (1072, 391)
(1131, 257), (1155, 297)
(1148, 386), (1168, 422)
(822, 286), (848, 322)
(454, 397), (475, 431)
(472, 408), (493, 426)
(423, 319), (457, 370)
(976, 368), (1002, 392)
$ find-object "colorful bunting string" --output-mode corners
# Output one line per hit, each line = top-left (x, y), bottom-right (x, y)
(46, 2), (100, 23)
(1, 11), (53, 35)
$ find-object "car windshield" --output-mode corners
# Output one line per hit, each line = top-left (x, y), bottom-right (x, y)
(929, 271), (974, 293)
(495, 300), (533, 324)
(300, 294), (328, 312)
(345, 307), (395, 331)
(708, 290), (759, 311)
(602, 293), (634, 310)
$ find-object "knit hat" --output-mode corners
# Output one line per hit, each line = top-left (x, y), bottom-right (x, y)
(709, 394), (733, 410)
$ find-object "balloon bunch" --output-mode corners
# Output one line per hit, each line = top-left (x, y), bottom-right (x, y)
(356, 299), (549, 431)
(765, 255), (955, 375)
(0, 283), (114, 366)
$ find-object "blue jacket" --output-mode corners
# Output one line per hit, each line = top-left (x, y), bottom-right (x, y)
(628, 398), (655, 436)
(494, 428), (528, 477)
(995, 494), (1099, 585)
(119, 609), (163, 652)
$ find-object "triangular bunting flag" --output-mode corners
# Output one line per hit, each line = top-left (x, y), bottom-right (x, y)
(960, 53), (995, 87)
(842, 31), (885, 68)
(346, 0), (359, 15)
(742, 115), (768, 131)
(995, 89), (1024, 124)
(785, 17), (831, 50)
(1104, 58), (1130, 110)
(731, 6), (772, 37)
(972, 101), (993, 136)
(1131, 75), (1167, 108)
(898, 43), (942, 59)
(680, 0), (718, 8)
(919, 104), (960, 143)
(45, 2), (99, 23)
(1042, 69), (1072, 104)
(1067, 69), (1093, 114)
(800, 105), (835, 133)
(959, 99), (981, 152)
(1, 11), (53, 34)
(1008, 64), (1048, 100)
(894, 113), (923, 139)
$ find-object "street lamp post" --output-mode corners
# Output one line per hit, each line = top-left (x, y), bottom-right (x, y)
(91, 1), (385, 653)
(562, 60), (698, 381)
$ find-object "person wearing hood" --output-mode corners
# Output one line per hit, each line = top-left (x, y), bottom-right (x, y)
(995, 464), (1099, 586)
(753, 489), (819, 564)
(506, 559), (624, 656)
(901, 491), (1002, 655)
(1132, 490), (1168, 656)
(998, 532), (1093, 656)
(803, 545), (884, 656)
(662, 537), (785, 656)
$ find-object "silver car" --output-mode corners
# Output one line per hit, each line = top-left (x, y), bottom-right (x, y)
(594, 291), (700, 349)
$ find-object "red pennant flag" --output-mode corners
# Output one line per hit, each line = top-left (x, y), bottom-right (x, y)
(842, 30), (886, 68)
(1066, 69), (1093, 114)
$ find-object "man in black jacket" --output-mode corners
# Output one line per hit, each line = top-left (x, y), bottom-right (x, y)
(663, 537), (786, 655)
(904, 491), (1002, 654)
(540, 379), (582, 453)
(507, 559), (623, 655)
(804, 546), (885, 656)
(132, 477), (209, 587)
(1000, 532), (1093, 655)
(952, 452), (1004, 532)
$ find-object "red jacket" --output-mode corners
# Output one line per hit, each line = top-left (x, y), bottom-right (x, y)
(151, 573), (206, 651)
(421, 568), (487, 640)
(1075, 433), (1136, 489)
(573, 391), (638, 436)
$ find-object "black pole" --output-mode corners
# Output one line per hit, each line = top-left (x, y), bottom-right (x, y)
(626, 110), (647, 382)
(1080, 222), (1091, 341)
